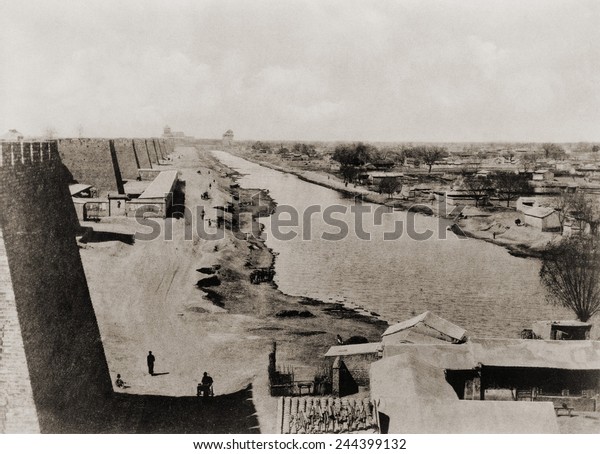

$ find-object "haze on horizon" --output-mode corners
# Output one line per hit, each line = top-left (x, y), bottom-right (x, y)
(1, 0), (599, 143)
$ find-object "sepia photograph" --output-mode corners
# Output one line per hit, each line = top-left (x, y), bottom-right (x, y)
(1, 0), (600, 443)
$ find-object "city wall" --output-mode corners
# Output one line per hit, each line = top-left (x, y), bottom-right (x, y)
(0, 141), (115, 432)
(57, 138), (174, 195)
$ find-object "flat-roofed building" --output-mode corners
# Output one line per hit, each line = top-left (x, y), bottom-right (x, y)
(126, 170), (179, 218)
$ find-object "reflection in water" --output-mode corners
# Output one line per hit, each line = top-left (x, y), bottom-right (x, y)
(212, 151), (571, 338)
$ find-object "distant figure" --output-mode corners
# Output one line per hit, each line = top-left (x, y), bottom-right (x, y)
(198, 372), (214, 397)
(147, 351), (155, 375)
(336, 334), (344, 345)
(493, 232), (496, 239)
(115, 374), (125, 388)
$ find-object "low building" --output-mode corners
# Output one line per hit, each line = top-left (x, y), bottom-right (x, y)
(531, 320), (592, 340)
(125, 170), (179, 218)
(370, 336), (600, 432)
(72, 197), (109, 221)
(522, 206), (560, 232)
(532, 170), (555, 181)
(516, 196), (538, 213)
(370, 351), (558, 433)
(366, 172), (404, 186)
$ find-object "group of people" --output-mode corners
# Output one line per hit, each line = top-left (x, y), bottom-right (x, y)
(113, 351), (215, 397)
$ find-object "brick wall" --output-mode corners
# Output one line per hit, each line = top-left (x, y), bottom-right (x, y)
(0, 142), (114, 432)
(146, 139), (159, 165)
(113, 139), (139, 181)
(133, 139), (152, 169)
(57, 139), (123, 195)
(0, 232), (39, 433)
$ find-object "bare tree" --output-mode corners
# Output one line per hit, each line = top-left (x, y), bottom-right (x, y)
(521, 152), (538, 172)
(540, 235), (600, 322)
(464, 176), (493, 208)
(418, 146), (448, 173)
(554, 192), (576, 235)
(570, 193), (600, 236)
(492, 172), (530, 207)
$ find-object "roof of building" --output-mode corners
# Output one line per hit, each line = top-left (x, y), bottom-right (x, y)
(69, 184), (93, 196)
(382, 343), (476, 369)
(138, 170), (178, 199)
(324, 342), (382, 357)
(123, 180), (151, 195)
(367, 172), (404, 178)
(381, 329), (452, 345)
(382, 311), (466, 342)
(72, 197), (107, 204)
(370, 352), (558, 433)
(470, 338), (600, 370)
(522, 206), (556, 218)
(380, 336), (600, 371)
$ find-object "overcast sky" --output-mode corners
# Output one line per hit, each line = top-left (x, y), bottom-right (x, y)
(1, 0), (599, 142)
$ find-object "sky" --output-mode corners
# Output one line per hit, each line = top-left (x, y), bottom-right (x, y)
(1, 0), (599, 142)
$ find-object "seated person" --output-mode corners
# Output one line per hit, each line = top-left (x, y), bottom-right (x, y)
(200, 372), (214, 396)
(115, 374), (125, 388)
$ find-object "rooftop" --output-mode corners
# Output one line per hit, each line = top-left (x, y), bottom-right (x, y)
(324, 342), (382, 357)
(382, 311), (466, 342)
(370, 352), (558, 433)
(123, 180), (151, 196)
(522, 206), (556, 218)
(69, 184), (93, 196)
(138, 170), (179, 199)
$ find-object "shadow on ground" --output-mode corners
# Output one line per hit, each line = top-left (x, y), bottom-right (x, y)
(79, 228), (135, 245)
(46, 385), (259, 434)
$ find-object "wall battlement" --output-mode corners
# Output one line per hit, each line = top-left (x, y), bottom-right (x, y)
(0, 141), (59, 168)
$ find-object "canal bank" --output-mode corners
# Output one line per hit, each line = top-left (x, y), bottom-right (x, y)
(225, 149), (559, 259)
(211, 149), (575, 340)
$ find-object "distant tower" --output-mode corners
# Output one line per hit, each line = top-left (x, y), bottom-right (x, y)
(222, 129), (234, 148)
(162, 125), (172, 138)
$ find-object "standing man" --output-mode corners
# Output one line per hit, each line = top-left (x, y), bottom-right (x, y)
(147, 351), (155, 376)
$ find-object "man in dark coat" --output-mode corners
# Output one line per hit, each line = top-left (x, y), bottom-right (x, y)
(147, 351), (155, 375)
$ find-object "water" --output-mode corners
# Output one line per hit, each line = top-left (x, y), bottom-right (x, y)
(212, 150), (571, 338)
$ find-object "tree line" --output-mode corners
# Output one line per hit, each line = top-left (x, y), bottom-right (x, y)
(332, 143), (450, 182)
